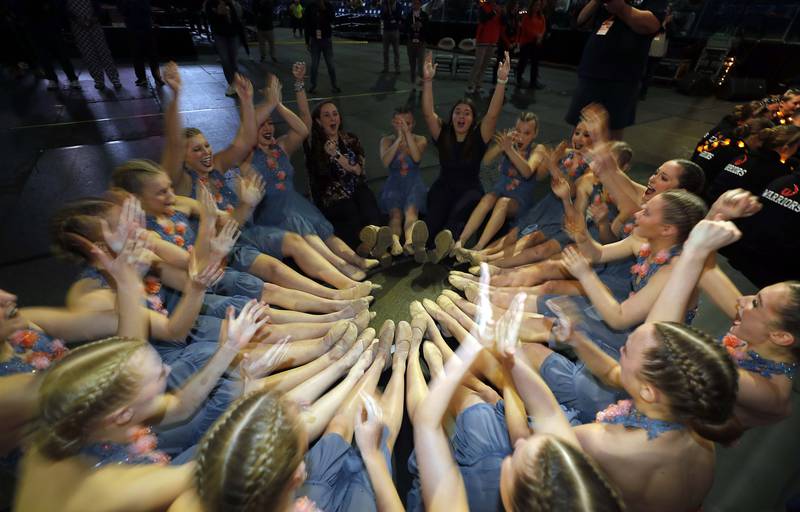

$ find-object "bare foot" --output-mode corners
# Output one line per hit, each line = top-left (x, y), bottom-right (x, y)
(362, 258), (380, 270)
(409, 300), (426, 318)
(422, 341), (444, 378)
(377, 319), (395, 370)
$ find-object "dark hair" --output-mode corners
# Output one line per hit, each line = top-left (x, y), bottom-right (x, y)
(36, 337), (149, 459)
(511, 436), (625, 512)
(669, 159), (705, 195)
(758, 125), (800, 151)
(642, 322), (740, 444)
(732, 117), (775, 140)
(50, 197), (117, 262)
(393, 106), (413, 117)
(773, 281), (800, 360)
(438, 99), (481, 158)
(195, 390), (304, 512)
(658, 189), (708, 243)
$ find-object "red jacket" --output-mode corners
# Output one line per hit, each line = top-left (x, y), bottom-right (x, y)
(518, 13), (545, 45)
(475, 2), (502, 44)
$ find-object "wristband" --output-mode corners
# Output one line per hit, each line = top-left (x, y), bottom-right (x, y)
(293, 80), (305, 92)
(496, 78), (508, 85)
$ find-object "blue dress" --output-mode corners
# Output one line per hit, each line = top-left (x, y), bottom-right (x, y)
(515, 154), (590, 248)
(378, 146), (428, 214)
(250, 144), (335, 239)
(185, 167), (286, 264)
(491, 146), (537, 215)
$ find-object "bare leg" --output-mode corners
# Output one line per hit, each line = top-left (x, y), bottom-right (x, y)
(463, 282), (541, 314)
(457, 193), (498, 248)
(491, 239), (562, 268)
(262, 320), (342, 344)
(266, 299), (369, 324)
(304, 234), (369, 282)
(281, 232), (365, 290)
(473, 197), (518, 251)
(405, 315), (428, 422)
(261, 282), (373, 314)
(380, 320), (410, 450)
(490, 259), (567, 287)
(249, 254), (369, 300)
(325, 235), (379, 270)
(389, 209), (404, 256)
(402, 206), (419, 253)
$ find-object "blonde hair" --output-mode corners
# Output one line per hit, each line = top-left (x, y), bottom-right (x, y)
(195, 390), (304, 512)
(35, 337), (149, 459)
(110, 159), (166, 196)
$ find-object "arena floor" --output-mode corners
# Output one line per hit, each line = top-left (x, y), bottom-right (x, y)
(1, 28), (798, 510)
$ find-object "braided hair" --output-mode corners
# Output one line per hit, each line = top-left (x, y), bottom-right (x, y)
(195, 390), (304, 512)
(511, 436), (625, 512)
(640, 322), (739, 444)
(35, 337), (149, 459)
(657, 190), (708, 243)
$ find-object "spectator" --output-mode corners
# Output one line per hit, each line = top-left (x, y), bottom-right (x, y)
(516, 0), (546, 90)
(254, 0), (277, 63)
(305, 0), (341, 94)
(565, 0), (667, 139)
(492, 0), (519, 84)
(466, 0), (502, 95)
(117, 0), (165, 87)
(290, 0), (304, 38)
(22, 0), (81, 90)
(66, 0), (122, 90)
(381, 0), (402, 73)
(205, 0), (247, 96)
(404, 0), (429, 88)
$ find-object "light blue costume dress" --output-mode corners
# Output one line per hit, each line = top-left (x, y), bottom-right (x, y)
(515, 153), (590, 248)
(250, 144), (335, 239)
(378, 146), (427, 214)
(185, 167), (286, 268)
(536, 244), (691, 423)
(491, 145), (537, 216)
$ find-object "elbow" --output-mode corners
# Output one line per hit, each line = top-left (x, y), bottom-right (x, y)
(606, 315), (632, 331)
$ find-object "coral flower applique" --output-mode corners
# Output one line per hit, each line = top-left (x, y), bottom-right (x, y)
(276, 182), (286, 191)
(10, 330), (39, 349)
(276, 170), (287, 181)
(175, 222), (187, 235)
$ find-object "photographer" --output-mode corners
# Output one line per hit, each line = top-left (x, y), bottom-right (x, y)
(565, 0), (667, 139)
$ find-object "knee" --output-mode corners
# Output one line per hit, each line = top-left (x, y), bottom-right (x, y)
(495, 197), (511, 213)
(283, 232), (305, 252)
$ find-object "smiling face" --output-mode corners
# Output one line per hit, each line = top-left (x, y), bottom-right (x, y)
(780, 93), (800, 116)
(451, 103), (475, 135)
(138, 172), (176, 216)
(632, 194), (669, 240)
(316, 103), (341, 138)
(571, 122), (592, 152)
(730, 283), (790, 345)
(513, 119), (538, 147)
(185, 133), (214, 174)
(643, 160), (683, 201)
(259, 118), (277, 146)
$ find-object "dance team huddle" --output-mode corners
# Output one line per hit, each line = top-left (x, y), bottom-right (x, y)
(2, 48), (800, 512)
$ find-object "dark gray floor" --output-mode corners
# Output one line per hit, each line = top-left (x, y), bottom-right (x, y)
(1, 28), (798, 511)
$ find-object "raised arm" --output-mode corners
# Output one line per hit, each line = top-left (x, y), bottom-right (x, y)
(421, 52), (443, 141)
(403, 122), (427, 163)
(606, 0), (662, 35)
(380, 135), (402, 168)
(276, 98), (310, 156)
(355, 403), (405, 512)
(213, 74), (258, 173)
(292, 62), (313, 132)
(160, 62), (186, 187)
(480, 51), (509, 143)
(577, 0), (600, 26)
(499, 132), (537, 179)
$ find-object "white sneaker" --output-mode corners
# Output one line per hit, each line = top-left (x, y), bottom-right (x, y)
(225, 84), (236, 97)
(47, 80), (59, 90)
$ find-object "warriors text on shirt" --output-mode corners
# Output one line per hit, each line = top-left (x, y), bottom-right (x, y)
(762, 189), (800, 213)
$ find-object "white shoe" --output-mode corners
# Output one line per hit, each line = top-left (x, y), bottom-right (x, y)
(225, 84), (236, 97)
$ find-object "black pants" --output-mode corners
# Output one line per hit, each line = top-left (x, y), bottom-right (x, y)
(426, 178), (483, 245)
(319, 183), (382, 247)
(516, 42), (539, 86)
(32, 25), (78, 82)
(128, 28), (160, 82)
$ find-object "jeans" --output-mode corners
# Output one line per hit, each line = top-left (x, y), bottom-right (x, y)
(214, 34), (240, 84)
(407, 42), (425, 83)
(309, 38), (338, 89)
(382, 29), (400, 69)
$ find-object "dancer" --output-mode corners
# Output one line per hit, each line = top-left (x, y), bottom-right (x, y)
(421, 50), (510, 261)
(247, 65), (378, 280)
(456, 112), (547, 252)
(301, 95), (381, 248)
(378, 107), (429, 256)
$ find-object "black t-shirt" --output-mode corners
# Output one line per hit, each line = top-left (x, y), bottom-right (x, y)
(254, 0), (274, 30)
(434, 124), (488, 189)
(693, 139), (748, 202)
(405, 9), (429, 43)
(577, 0), (668, 82)
(705, 149), (791, 205)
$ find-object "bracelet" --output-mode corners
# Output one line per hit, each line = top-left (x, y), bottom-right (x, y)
(293, 80), (305, 92)
(496, 78), (508, 85)
(422, 77), (433, 82)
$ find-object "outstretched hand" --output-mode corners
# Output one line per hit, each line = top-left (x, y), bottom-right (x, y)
(188, 254), (225, 289)
(422, 51), (437, 81)
(92, 228), (154, 286)
(209, 218), (241, 260)
(263, 74), (283, 108)
(580, 103), (610, 144)
(238, 335), (291, 393)
(237, 170), (266, 206)
(292, 61), (307, 82)
(198, 183), (219, 228)
(101, 196), (147, 253)
(162, 61), (182, 92)
(560, 245), (592, 279)
(497, 51), (511, 82)
(234, 73), (254, 101)
(354, 392), (385, 455)
(221, 301), (270, 352)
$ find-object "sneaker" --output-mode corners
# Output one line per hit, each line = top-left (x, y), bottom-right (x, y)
(94, 82), (106, 90)
(69, 79), (81, 89)
(47, 79), (59, 90)
(112, 80), (122, 90)
(135, 78), (148, 87)
(225, 84), (237, 96)
(332, 86), (342, 93)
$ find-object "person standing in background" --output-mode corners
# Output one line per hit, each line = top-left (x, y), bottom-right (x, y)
(466, 0), (501, 95)
(404, 0), (429, 89)
(305, 0), (341, 93)
(492, 0), (518, 84)
(381, 0), (402, 73)
(117, 0), (165, 87)
(205, 0), (245, 96)
(66, 0), (122, 90)
(22, 0), (82, 90)
(254, 0), (277, 63)
(290, 0), (304, 38)
(516, 0), (546, 90)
